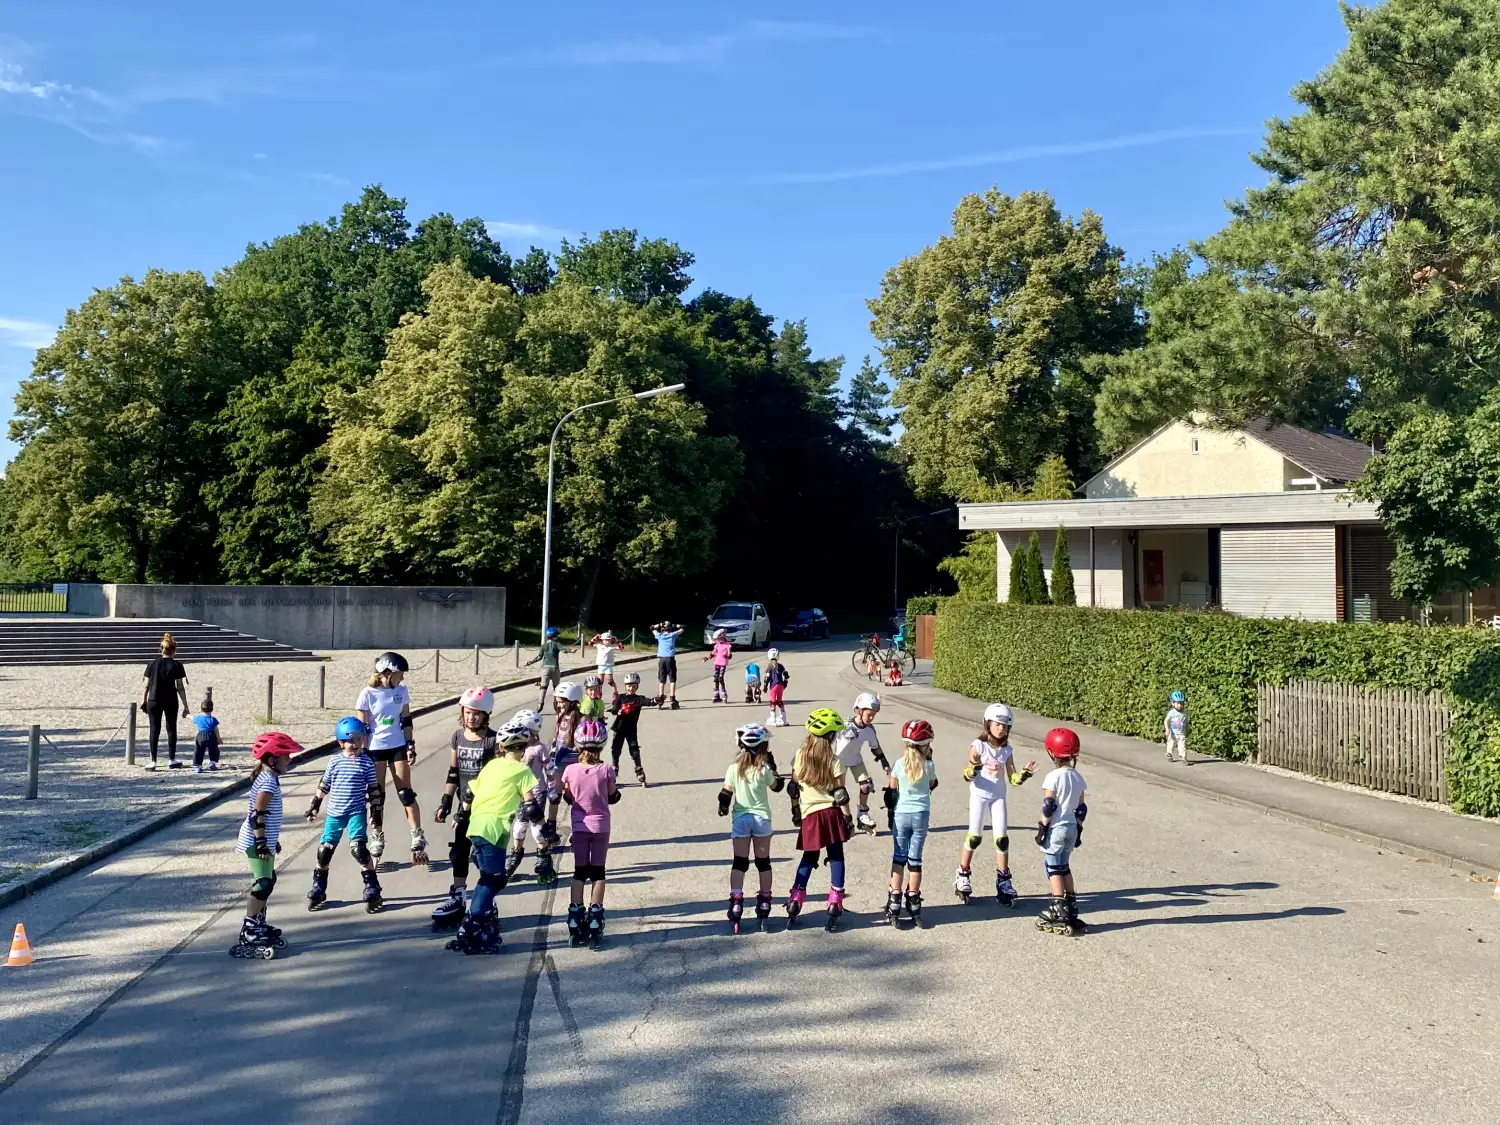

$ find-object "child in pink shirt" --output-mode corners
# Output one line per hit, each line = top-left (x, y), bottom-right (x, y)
(704, 629), (734, 704)
(562, 718), (619, 947)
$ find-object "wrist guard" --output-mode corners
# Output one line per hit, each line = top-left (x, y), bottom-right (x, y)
(831, 785), (850, 808)
(439, 792), (454, 817)
(883, 787), (898, 810)
(607, 789), (621, 805)
(717, 788), (732, 817)
(250, 810), (267, 833)
(1008, 768), (1032, 786)
(873, 750), (890, 772)
(1076, 801), (1088, 824)
(1035, 821), (1049, 846)
(962, 764), (978, 782)
(305, 794), (323, 818)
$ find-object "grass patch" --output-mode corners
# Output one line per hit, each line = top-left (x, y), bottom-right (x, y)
(52, 819), (107, 849)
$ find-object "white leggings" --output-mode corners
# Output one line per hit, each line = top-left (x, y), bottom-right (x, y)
(966, 781), (1008, 846)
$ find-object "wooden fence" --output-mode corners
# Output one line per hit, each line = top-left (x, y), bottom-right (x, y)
(1256, 680), (1451, 803)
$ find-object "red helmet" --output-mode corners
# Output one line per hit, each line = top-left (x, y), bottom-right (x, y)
(901, 719), (934, 745)
(1044, 727), (1080, 761)
(252, 731), (302, 760)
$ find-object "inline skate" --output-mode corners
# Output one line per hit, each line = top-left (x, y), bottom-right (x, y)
(431, 886), (465, 930)
(306, 869), (328, 911)
(996, 869), (1017, 908)
(954, 866), (973, 903)
(229, 916), (278, 960)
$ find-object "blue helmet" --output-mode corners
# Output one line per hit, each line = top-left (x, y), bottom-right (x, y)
(1169, 690), (1186, 704)
(335, 716), (369, 742)
(544, 626), (560, 639)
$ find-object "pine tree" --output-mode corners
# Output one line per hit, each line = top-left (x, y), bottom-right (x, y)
(1050, 527), (1076, 606)
(1007, 538), (1028, 603)
(1025, 531), (1049, 604)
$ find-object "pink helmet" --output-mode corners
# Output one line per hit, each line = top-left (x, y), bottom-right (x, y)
(574, 718), (607, 748)
(460, 685), (494, 713)
(252, 731), (302, 760)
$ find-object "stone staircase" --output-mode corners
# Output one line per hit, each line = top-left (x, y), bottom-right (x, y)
(0, 619), (320, 666)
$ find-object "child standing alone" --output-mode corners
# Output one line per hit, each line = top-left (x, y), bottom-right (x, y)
(1164, 690), (1190, 763)
(884, 719), (938, 926)
(1035, 727), (1089, 936)
(762, 648), (790, 727)
(192, 696), (222, 773)
(562, 718), (619, 948)
(704, 629), (733, 703)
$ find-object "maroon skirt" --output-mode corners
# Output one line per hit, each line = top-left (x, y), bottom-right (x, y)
(796, 805), (851, 852)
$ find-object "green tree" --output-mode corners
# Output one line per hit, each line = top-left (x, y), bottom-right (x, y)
(1006, 538), (1028, 603)
(1092, 0), (1500, 599)
(555, 229), (694, 304)
(938, 532), (998, 600)
(6, 270), (233, 581)
(842, 355), (893, 438)
(1024, 531), (1049, 604)
(1050, 526), (1076, 606)
(869, 188), (1140, 501)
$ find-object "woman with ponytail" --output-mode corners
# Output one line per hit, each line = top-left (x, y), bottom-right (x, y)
(140, 632), (190, 770)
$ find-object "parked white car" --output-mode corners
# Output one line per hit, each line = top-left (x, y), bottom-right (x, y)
(704, 601), (771, 648)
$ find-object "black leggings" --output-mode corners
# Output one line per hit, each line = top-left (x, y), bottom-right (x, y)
(449, 808), (473, 881)
(147, 704), (178, 762)
(611, 728), (641, 768)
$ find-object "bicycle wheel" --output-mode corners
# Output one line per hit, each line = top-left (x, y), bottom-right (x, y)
(851, 648), (871, 675)
(899, 647), (917, 674)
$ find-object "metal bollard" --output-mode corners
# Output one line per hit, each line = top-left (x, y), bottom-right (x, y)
(25, 724), (40, 800)
(513, 640), (520, 668)
(126, 703), (137, 766)
(474, 644), (480, 676)
(267, 675), (275, 722)
(318, 664), (326, 709)
(435, 650), (441, 683)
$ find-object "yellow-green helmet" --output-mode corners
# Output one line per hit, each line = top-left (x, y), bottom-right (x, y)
(805, 708), (844, 738)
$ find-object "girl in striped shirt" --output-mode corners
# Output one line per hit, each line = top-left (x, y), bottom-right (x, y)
(231, 732), (301, 959)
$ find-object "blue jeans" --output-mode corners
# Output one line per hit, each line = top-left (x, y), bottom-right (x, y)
(467, 837), (507, 918)
(1043, 820), (1075, 876)
(891, 810), (930, 870)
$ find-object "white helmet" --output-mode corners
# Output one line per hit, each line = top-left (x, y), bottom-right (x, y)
(460, 685), (494, 713)
(554, 681), (584, 703)
(767, 647), (780, 660)
(498, 721), (531, 749)
(600, 630), (617, 643)
(714, 628), (727, 641)
(511, 709), (543, 733)
(853, 692), (881, 714)
(984, 702), (1014, 726)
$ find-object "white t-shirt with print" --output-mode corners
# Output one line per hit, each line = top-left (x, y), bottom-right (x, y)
(834, 721), (882, 768)
(357, 683), (411, 751)
(1042, 766), (1087, 824)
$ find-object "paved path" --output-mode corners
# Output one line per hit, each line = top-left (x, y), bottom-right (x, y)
(1, 645), (1496, 1124)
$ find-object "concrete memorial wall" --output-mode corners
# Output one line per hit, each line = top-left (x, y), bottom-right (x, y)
(71, 584), (505, 650)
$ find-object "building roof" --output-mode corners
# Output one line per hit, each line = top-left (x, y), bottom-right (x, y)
(1245, 420), (1373, 485)
(959, 488), (1380, 531)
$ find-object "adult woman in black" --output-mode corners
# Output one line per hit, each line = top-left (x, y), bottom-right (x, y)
(141, 632), (191, 770)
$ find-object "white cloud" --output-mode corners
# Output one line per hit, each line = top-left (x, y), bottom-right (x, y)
(485, 220), (573, 244)
(555, 20), (878, 66)
(0, 56), (110, 109)
(0, 317), (56, 350)
(305, 171), (350, 186)
(744, 127), (1259, 185)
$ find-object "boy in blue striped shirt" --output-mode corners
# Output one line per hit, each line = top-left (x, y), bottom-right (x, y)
(304, 717), (384, 912)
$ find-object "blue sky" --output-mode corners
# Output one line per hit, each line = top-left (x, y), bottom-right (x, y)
(0, 1), (1352, 464)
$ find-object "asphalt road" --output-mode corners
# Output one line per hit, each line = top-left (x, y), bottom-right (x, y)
(1, 644), (1496, 1125)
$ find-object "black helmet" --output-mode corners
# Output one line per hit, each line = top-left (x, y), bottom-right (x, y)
(374, 651), (409, 674)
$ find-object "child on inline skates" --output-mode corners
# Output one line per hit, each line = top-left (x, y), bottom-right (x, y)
(954, 702), (1036, 907)
(356, 651), (428, 867)
(608, 670), (648, 786)
(833, 691), (891, 835)
(652, 622), (683, 709)
(762, 648), (790, 727)
(562, 718), (620, 948)
(1034, 727), (1089, 935)
(704, 629), (733, 703)
(581, 675), (608, 721)
(744, 661), (762, 705)
(586, 630), (622, 694)
(192, 695), (222, 773)
(526, 627), (564, 712)
(445, 723), (540, 955)
(504, 709), (553, 883)
(430, 686), (501, 930)
(717, 722), (784, 933)
(230, 732), (301, 959)
(785, 708), (852, 931)
(884, 719), (938, 925)
(1164, 689), (1190, 763)
(540, 681), (583, 858)
(304, 717), (383, 914)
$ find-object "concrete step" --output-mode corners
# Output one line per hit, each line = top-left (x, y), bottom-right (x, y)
(0, 618), (319, 666)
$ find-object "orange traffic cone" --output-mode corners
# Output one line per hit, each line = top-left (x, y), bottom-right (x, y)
(7, 923), (34, 967)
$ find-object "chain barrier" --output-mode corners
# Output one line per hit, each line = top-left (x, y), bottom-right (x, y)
(38, 716), (127, 758)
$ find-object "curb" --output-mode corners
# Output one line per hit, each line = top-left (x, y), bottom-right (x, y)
(0, 655), (651, 911)
(840, 664), (1497, 877)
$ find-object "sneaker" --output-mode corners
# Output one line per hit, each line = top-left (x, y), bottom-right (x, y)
(209, 762), (219, 771)
(168, 760), (184, 769)
(194, 765), (204, 774)
(146, 762), (157, 772)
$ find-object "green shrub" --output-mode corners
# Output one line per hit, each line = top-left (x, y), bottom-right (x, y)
(1050, 526), (1076, 606)
(905, 595), (941, 637)
(933, 601), (1500, 816)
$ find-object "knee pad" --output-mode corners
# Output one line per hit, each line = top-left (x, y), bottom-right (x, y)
(369, 787), (386, 816)
(587, 864), (607, 883)
(731, 854), (751, 873)
(316, 843), (335, 868)
(858, 777), (874, 797)
(965, 833), (984, 851)
(996, 835), (1010, 853)
(907, 860), (922, 873)
(478, 869), (507, 892)
(351, 839), (372, 866)
(250, 874), (276, 901)
(1047, 863), (1071, 877)
(753, 856), (772, 873)
(397, 787), (417, 808)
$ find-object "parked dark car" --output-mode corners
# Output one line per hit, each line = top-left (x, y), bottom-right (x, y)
(774, 607), (830, 640)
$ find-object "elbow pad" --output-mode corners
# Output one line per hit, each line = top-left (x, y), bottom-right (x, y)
(400, 716), (414, 735)
(1041, 797), (1058, 819)
(831, 785), (850, 808)
(445, 766), (461, 787)
(1076, 801), (1088, 824)
(770, 774), (785, 793)
(607, 789), (621, 805)
(786, 779), (801, 801)
(717, 788), (733, 817)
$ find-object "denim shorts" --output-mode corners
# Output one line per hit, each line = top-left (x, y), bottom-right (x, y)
(320, 810), (368, 845)
(891, 809), (930, 869)
(731, 812), (773, 839)
(1043, 819), (1075, 875)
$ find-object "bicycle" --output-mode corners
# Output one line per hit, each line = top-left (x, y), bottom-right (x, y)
(851, 633), (883, 679)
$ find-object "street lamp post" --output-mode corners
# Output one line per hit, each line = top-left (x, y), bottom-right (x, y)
(541, 384), (686, 641)
(892, 507), (955, 615)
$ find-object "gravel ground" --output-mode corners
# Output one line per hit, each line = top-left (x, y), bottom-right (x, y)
(0, 645), (563, 885)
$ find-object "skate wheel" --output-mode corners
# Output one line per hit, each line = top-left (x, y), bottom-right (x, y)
(256, 946), (276, 959)
(273, 937), (287, 948)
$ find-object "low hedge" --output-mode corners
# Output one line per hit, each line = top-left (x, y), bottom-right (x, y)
(904, 595), (942, 636)
(933, 601), (1500, 817)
